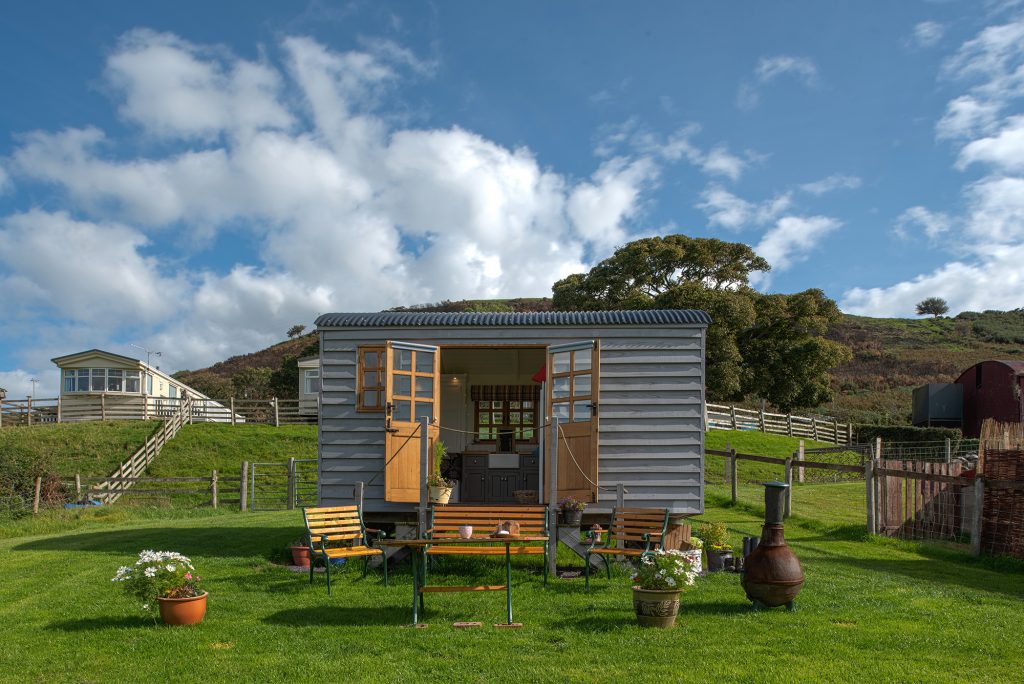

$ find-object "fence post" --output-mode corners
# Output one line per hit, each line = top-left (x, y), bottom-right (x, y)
(971, 476), (984, 557)
(724, 440), (732, 483)
(730, 405), (737, 430)
(945, 438), (952, 463)
(230, 398), (236, 426)
(784, 456), (793, 517)
(100, 394), (106, 421)
(787, 414), (793, 436)
(811, 417), (818, 442)
(418, 416), (429, 537)
(273, 398), (280, 427)
(730, 449), (738, 504)
(33, 476), (41, 514)
(240, 461), (249, 512)
(548, 417), (559, 578)
(758, 405), (766, 433)
(211, 470), (218, 509)
(875, 436), (883, 461)
(832, 418), (839, 444)
(797, 440), (805, 484)
(27, 396), (33, 426)
(57, 396), (62, 423)
(287, 457), (296, 510)
(865, 458), (876, 535)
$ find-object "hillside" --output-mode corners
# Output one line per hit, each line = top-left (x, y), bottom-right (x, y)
(173, 299), (1024, 426)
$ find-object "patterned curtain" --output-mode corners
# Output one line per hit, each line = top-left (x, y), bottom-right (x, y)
(469, 385), (541, 402)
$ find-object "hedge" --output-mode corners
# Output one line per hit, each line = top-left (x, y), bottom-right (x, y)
(853, 425), (963, 443)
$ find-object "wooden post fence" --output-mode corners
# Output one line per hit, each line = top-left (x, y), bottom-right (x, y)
(273, 398), (280, 428)
(57, 396), (62, 423)
(100, 394), (106, 421)
(287, 457), (296, 510)
(784, 456), (793, 517)
(211, 470), (218, 509)
(240, 461), (249, 512)
(33, 476), (41, 513)
(865, 457), (876, 535)
(230, 398), (236, 426)
(797, 440), (805, 484)
(787, 414), (793, 436)
(75, 474), (82, 500)
(729, 448), (738, 504)
(970, 476), (984, 557)
(730, 405), (737, 429)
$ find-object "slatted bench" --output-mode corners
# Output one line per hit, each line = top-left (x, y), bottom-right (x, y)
(427, 505), (550, 585)
(584, 506), (671, 591)
(302, 504), (387, 595)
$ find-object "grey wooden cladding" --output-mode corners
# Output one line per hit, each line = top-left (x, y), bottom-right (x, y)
(317, 321), (706, 514)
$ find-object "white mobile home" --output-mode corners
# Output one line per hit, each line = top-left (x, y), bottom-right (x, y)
(314, 310), (710, 517)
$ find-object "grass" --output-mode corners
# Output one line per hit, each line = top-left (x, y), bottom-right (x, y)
(148, 423), (316, 476)
(704, 429), (838, 484)
(0, 420), (161, 478)
(2, 484), (1023, 683)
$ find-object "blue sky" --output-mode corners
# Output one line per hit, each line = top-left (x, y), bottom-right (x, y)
(2, 0), (1024, 396)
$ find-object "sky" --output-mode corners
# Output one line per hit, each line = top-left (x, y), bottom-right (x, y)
(2, 0), (1024, 397)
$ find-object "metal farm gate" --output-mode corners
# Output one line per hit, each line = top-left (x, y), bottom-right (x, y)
(249, 458), (318, 511)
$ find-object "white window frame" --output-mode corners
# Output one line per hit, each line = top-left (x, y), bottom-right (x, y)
(304, 369), (320, 395)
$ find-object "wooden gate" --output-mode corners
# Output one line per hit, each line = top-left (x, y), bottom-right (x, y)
(876, 460), (966, 542)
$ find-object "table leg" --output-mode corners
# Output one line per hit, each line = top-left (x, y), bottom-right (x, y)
(505, 543), (513, 625)
(419, 549), (426, 615)
(411, 547), (422, 625)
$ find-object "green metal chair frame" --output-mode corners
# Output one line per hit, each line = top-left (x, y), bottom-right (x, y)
(302, 504), (387, 595)
(584, 507), (670, 591)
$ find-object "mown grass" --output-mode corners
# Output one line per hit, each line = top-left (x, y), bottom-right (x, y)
(2, 484), (1023, 683)
(148, 423), (316, 476)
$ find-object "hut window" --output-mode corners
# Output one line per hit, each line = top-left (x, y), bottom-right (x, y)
(471, 385), (540, 443)
(304, 369), (320, 395)
(357, 346), (386, 411)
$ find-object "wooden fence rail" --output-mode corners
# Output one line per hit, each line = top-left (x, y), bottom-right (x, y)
(706, 402), (851, 445)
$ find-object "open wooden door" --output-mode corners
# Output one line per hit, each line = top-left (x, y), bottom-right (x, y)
(547, 340), (599, 502)
(384, 341), (440, 503)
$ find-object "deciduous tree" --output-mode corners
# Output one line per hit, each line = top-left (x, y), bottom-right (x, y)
(915, 297), (949, 318)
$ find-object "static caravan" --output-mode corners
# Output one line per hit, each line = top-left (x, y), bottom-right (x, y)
(314, 310), (710, 519)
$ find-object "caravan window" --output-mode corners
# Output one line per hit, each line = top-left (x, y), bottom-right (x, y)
(304, 369), (320, 395)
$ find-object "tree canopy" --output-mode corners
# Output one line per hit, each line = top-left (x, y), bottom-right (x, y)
(916, 297), (949, 318)
(552, 234), (851, 411)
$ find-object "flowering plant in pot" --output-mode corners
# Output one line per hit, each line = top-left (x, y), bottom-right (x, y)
(557, 496), (586, 526)
(630, 549), (698, 628)
(113, 550), (206, 625)
(428, 440), (453, 504)
(696, 522), (733, 573)
(680, 536), (703, 574)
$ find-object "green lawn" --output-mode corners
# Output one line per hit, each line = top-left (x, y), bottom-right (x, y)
(2, 489), (1023, 683)
(705, 429), (838, 484)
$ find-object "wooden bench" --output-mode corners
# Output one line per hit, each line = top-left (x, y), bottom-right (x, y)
(302, 504), (387, 595)
(427, 505), (549, 585)
(584, 506), (671, 591)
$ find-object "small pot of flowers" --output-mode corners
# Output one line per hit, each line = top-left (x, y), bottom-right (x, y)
(696, 522), (733, 573)
(680, 536), (703, 574)
(113, 550), (206, 626)
(631, 549), (698, 628)
(428, 440), (454, 504)
(558, 496), (586, 527)
(288, 539), (311, 568)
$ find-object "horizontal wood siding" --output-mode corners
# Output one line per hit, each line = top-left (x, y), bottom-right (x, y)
(318, 325), (705, 515)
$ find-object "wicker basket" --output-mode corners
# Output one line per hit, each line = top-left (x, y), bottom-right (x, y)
(513, 489), (538, 504)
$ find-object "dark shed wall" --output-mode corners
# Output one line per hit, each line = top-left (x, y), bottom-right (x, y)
(954, 360), (1024, 438)
(317, 323), (706, 515)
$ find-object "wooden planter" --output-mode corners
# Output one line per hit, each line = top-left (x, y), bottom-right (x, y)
(158, 592), (207, 626)
(631, 587), (681, 628)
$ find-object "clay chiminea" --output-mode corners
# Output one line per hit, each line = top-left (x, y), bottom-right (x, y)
(741, 481), (804, 611)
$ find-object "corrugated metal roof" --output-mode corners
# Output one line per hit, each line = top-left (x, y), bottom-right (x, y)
(315, 309), (711, 328)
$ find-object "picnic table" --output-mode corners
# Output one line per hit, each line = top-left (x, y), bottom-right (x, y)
(377, 535), (549, 627)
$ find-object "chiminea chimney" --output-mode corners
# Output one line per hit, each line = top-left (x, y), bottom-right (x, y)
(741, 482), (804, 611)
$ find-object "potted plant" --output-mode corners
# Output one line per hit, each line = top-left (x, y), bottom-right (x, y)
(288, 538), (311, 568)
(113, 550), (206, 625)
(557, 496), (586, 526)
(631, 549), (698, 628)
(681, 535), (703, 574)
(696, 522), (733, 573)
(428, 440), (453, 504)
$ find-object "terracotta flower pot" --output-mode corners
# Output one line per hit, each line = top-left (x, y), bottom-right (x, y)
(631, 587), (682, 628)
(428, 486), (452, 504)
(290, 545), (311, 568)
(158, 592), (207, 626)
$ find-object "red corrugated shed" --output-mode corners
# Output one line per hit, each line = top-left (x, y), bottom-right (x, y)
(954, 360), (1024, 438)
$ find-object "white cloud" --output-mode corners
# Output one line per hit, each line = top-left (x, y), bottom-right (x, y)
(700, 146), (747, 181)
(910, 21), (947, 48)
(957, 114), (1024, 171)
(936, 95), (1003, 139)
(0, 369), (60, 399)
(737, 55), (819, 110)
(894, 206), (953, 240)
(0, 163), (9, 193)
(697, 185), (794, 231)
(594, 121), (751, 180)
(753, 215), (841, 276)
(0, 30), (671, 375)
(799, 173), (862, 195)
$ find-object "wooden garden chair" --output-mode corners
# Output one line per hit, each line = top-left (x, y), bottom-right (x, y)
(584, 506), (670, 591)
(302, 504), (387, 595)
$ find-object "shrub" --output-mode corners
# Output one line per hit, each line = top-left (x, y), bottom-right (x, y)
(631, 549), (698, 591)
(854, 425), (962, 443)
